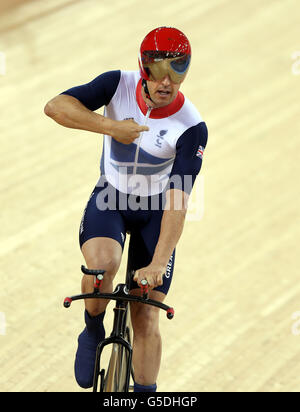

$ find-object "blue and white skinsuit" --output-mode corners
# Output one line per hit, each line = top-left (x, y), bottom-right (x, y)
(61, 70), (208, 294)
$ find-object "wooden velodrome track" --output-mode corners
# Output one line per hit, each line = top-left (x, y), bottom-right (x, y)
(0, 0), (299, 393)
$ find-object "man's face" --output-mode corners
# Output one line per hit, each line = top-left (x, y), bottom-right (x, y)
(142, 75), (181, 108)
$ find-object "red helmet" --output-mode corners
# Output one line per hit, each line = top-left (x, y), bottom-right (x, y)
(139, 27), (191, 84)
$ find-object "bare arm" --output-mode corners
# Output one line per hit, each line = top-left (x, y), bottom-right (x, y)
(44, 94), (112, 134)
(44, 94), (149, 144)
(152, 189), (188, 267)
(134, 189), (188, 288)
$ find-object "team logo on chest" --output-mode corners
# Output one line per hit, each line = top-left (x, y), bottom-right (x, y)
(155, 130), (168, 148)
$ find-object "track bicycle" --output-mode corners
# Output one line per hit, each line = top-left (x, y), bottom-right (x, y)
(63, 263), (174, 392)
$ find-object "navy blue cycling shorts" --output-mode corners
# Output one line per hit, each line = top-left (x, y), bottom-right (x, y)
(79, 182), (175, 295)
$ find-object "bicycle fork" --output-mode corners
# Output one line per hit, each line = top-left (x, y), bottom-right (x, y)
(93, 303), (133, 392)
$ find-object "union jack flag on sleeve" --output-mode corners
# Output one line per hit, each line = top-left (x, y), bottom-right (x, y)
(196, 145), (204, 159)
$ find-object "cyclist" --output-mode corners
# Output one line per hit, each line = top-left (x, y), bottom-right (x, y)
(44, 26), (208, 392)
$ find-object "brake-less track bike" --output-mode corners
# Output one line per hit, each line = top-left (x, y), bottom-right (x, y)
(63, 263), (174, 392)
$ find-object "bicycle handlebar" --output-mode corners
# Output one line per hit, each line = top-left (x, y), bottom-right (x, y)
(140, 279), (149, 300)
(81, 265), (105, 277)
(63, 266), (175, 320)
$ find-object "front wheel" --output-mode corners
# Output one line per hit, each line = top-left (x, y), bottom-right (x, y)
(103, 344), (119, 392)
(103, 342), (132, 392)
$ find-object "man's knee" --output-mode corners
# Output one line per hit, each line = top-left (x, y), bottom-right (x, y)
(82, 239), (122, 278)
(86, 255), (120, 276)
(131, 305), (160, 338)
(81, 257), (119, 293)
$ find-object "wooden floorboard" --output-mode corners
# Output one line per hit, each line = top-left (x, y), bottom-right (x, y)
(0, 0), (299, 392)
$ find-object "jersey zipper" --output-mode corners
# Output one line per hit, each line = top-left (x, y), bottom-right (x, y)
(133, 106), (152, 175)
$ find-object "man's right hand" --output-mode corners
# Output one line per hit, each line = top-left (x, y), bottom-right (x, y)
(109, 119), (149, 145)
(44, 95), (149, 143)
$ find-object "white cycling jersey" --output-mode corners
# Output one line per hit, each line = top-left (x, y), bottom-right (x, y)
(99, 71), (203, 197)
(62, 69), (207, 198)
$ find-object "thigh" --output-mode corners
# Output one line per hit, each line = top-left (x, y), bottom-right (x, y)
(79, 186), (126, 291)
(81, 237), (123, 272)
(79, 185), (127, 250)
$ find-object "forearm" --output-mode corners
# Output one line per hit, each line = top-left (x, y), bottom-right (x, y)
(152, 208), (186, 267)
(44, 94), (148, 144)
(44, 94), (113, 135)
(134, 190), (188, 288)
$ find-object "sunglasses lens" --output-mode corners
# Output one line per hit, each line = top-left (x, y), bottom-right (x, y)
(170, 55), (191, 74)
(143, 53), (191, 83)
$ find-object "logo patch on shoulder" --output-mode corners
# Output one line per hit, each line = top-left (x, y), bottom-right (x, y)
(196, 145), (204, 159)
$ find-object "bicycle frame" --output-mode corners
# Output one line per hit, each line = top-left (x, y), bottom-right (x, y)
(63, 265), (174, 392)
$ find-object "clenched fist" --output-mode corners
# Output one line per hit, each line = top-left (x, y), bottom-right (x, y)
(133, 263), (166, 289)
